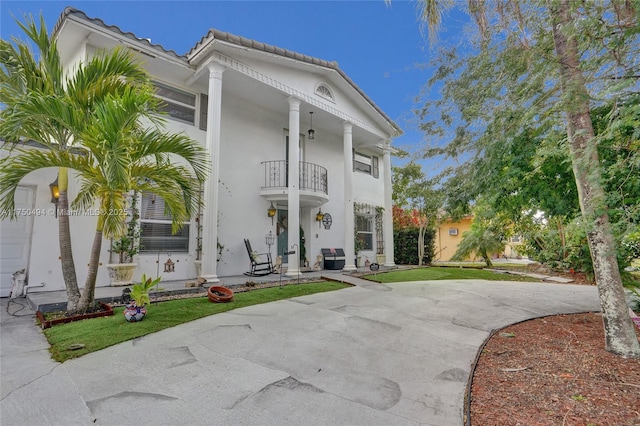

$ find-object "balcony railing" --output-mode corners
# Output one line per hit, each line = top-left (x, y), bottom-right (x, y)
(261, 160), (328, 195)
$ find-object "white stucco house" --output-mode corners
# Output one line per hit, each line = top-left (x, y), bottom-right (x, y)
(0, 7), (400, 296)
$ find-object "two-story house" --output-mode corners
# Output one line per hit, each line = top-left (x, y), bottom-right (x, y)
(0, 7), (400, 296)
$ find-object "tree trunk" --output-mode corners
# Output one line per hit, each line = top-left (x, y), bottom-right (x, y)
(482, 250), (493, 268)
(58, 168), (80, 312)
(418, 225), (426, 266)
(77, 229), (103, 313)
(549, 0), (640, 358)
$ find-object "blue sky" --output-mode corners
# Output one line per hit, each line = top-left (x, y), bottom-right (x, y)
(1, 1), (470, 167)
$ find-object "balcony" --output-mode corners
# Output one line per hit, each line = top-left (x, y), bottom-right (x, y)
(260, 160), (329, 207)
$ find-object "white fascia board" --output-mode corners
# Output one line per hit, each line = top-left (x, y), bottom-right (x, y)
(63, 14), (192, 70)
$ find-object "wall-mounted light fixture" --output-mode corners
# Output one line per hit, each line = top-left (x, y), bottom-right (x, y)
(315, 208), (324, 228)
(308, 111), (315, 140)
(267, 202), (277, 225)
(49, 175), (60, 218)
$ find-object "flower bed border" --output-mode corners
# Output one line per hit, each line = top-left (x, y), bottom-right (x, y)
(36, 302), (114, 329)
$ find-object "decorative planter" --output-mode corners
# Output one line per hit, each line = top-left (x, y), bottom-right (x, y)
(195, 260), (202, 277)
(106, 263), (138, 286)
(207, 285), (234, 303)
(376, 254), (386, 265)
(124, 303), (147, 322)
(36, 302), (114, 329)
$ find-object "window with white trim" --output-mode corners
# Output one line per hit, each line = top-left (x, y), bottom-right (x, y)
(353, 151), (379, 178)
(139, 192), (190, 252)
(355, 215), (373, 250)
(153, 81), (196, 125)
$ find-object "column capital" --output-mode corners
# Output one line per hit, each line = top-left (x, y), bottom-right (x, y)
(343, 121), (353, 133)
(207, 61), (226, 78)
(288, 96), (301, 108)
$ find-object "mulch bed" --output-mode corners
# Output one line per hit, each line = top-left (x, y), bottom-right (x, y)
(469, 312), (640, 425)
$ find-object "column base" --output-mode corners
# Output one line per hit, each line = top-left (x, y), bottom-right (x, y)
(342, 264), (357, 272)
(383, 262), (396, 268)
(198, 275), (220, 284)
(285, 269), (301, 277)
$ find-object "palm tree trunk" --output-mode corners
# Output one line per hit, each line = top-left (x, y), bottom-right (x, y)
(77, 229), (103, 313)
(58, 168), (80, 311)
(549, 0), (639, 358)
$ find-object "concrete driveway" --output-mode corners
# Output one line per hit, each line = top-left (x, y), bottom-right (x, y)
(1, 279), (600, 425)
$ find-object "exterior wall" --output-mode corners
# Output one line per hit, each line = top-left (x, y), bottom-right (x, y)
(434, 217), (473, 261)
(0, 147), (113, 291)
(5, 13), (395, 293)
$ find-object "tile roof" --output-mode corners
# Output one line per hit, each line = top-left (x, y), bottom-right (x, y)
(53, 7), (401, 135)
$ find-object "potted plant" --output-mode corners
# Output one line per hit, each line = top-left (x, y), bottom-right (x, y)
(124, 274), (161, 322)
(107, 192), (141, 286)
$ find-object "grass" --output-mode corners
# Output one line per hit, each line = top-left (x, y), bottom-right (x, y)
(44, 281), (349, 362)
(366, 266), (541, 283)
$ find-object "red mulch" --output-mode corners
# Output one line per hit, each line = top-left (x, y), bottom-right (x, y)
(469, 312), (640, 425)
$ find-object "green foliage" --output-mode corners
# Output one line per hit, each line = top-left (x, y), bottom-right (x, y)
(451, 203), (510, 267)
(43, 281), (350, 362)
(110, 191), (141, 263)
(130, 274), (162, 307)
(394, 228), (435, 265)
(413, 2), (640, 281)
(621, 230), (640, 266)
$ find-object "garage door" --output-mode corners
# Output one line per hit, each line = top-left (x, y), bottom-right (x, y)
(0, 186), (35, 297)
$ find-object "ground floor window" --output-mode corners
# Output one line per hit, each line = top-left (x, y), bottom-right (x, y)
(355, 214), (373, 251)
(139, 192), (189, 253)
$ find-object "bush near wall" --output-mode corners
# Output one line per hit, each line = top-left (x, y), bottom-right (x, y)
(394, 228), (435, 265)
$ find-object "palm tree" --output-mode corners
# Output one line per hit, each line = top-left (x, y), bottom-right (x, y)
(1, 84), (208, 312)
(0, 15), (149, 311)
(450, 223), (505, 267)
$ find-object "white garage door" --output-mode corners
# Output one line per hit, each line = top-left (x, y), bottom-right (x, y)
(0, 186), (35, 297)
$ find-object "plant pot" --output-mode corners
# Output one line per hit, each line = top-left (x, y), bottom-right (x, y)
(124, 303), (147, 322)
(207, 285), (233, 303)
(106, 263), (138, 286)
(376, 254), (386, 265)
(195, 260), (202, 277)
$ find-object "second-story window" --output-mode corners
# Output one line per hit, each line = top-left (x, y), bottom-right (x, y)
(353, 151), (379, 178)
(153, 81), (196, 125)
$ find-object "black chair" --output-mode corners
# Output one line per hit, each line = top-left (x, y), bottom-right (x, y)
(243, 239), (274, 276)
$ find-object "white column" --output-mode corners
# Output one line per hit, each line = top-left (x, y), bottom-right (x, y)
(342, 122), (356, 271)
(383, 142), (396, 267)
(286, 97), (301, 276)
(200, 62), (225, 283)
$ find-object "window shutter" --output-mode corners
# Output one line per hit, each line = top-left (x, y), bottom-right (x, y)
(372, 155), (379, 178)
(199, 94), (208, 131)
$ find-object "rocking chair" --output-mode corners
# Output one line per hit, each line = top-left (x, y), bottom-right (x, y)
(243, 239), (274, 276)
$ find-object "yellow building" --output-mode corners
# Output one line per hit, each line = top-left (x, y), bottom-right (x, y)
(434, 216), (473, 261)
(434, 216), (525, 261)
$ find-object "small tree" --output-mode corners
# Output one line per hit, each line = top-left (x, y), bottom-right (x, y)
(451, 203), (510, 267)
(111, 191), (141, 264)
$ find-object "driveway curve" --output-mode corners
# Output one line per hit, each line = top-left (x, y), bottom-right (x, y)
(1, 280), (600, 425)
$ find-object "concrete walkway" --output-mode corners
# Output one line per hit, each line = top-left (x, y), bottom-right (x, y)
(1, 278), (600, 426)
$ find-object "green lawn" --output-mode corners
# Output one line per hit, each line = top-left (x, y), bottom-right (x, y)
(44, 281), (349, 362)
(366, 266), (541, 283)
